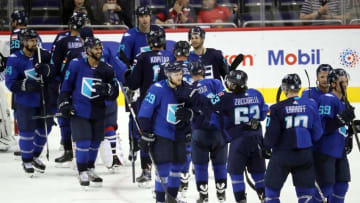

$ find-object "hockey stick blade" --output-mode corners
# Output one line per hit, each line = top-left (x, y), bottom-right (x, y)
(245, 169), (265, 202)
(304, 69), (311, 99)
(32, 112), (63, 119)
(339, 82), (360, 151)
(119, 49), (131, 69)
(229, 54), (244, 71)
(276, 86), (282, 103)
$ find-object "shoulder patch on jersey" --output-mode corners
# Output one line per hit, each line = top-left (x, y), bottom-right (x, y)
(8, 53), (16, 58)
(154, 83), (163, 88)
(324, 93), (334, 97)
(124, 33), (131, 37)
(73, 58), (79, 62)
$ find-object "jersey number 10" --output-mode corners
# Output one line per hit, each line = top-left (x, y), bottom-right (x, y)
(284, 115), (308, 129)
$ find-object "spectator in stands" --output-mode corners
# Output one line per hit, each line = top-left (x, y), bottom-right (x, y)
(154, 0), (197, 27)
(300, 0), (351, 23)
(62, 0), (98, 25)
(102, 0), (133, 27)
(197, 0), (233, 24)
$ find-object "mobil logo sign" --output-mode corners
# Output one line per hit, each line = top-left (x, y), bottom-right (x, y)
(268, 49), (321, 66)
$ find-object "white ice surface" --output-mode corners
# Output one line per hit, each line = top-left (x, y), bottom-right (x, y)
(1, 105), (360, 203)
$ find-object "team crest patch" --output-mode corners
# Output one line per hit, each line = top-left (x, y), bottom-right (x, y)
(167, 103), (184, 125)
(81, 77), (102, 99)
(24, 68), (40, 81)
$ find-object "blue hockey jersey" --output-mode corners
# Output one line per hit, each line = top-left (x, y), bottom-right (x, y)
(188, 48), (228, 80)
(51, 30), (71, 52)
(264, 96), (323, 151)
(301, 87), (327, 104)
(138, 80), (186, 141)
(60, 56), (119, 120)
(315, 92), (347, 158)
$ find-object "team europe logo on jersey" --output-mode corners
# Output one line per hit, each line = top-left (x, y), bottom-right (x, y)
(81, 77), (102, 99)
(24, 68), (40, 81)
(167, 103), (184, 125)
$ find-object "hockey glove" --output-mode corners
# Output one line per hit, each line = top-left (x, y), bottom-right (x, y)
(244, 118), (261, 131)
(354, 120), (360, 132)
(344, 135), (353, 154)
(123, 69), (131, 82)
(175, 83), (198, 103)
(17, 79), (41, 92)
(93, 82), (114, 97)
(35, 63), (51, 78)
(140, 132), (155, 153)
(185, 133), (192, 143)
(261, 148), (272, 159)
(175, 106), (193, 123)
(58, 100), (75, 118)
(0, 53), (7, 73)
(336, 106), (355, 125)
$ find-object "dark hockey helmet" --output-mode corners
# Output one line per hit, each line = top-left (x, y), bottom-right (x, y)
(327, 68), (349, 85)
(188, 26), (205, 41)
(281, 73), (302, 92)
(189, 60), (204, 76)
(84, 37), (103, 50)
(19, 28), (38, 41)
(80, 26), (94, 39)
(316, 64), (333, 76)
(225, 70), (248, 93)
(69, 12), (88, 30)
(173, 41), (191, 57)
(135, 6), (151, 16)
(146, 27), (166, 48)
(164, 62), (184, 74)
(11, 10), (29, 25)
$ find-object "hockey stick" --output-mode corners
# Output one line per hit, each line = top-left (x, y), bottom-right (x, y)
(32, 112), (63, 119)
(119, 81), (178, 203)
(229, 54), (244, 71)
(37, 46), (50, 161)
(119, 49), (131, 69)
(276, 86), (282, 103)
(244, 168), (265, 202)
(339, 82), (360, 151)
(304, 69), (311, 99)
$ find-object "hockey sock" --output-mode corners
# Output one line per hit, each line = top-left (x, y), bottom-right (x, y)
(181, 143), (191, 173)
(329, 182), (348, 203)
(140, 152), (152, 170)
(88, 141), (101, 168)
(265, 187), (280, 203)
(155, 163), (170, 202)
(33, 129), (47, 158)
(230, 174), (245, 202)
(105, 126), (117, 155)
(213, 163), (227, 184)
(19, 131), (35, 162)
(295, 187), (315, 203)
(251, 172), (265, 189)
(75, 140), (91, 172)
(313, 184), (333, 203)
(168, 163), (184, 198)
(60, 125), (72, 150)
(194, 163), (208, 183)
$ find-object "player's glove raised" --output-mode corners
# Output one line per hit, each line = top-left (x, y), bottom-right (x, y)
(344, 135), (353, 155)
(244, 118), (261, 131)
(337, 106), (355, 125)
(140, 132), (155, 153)
(35, 63), (51, 78)
(175, 106), (193, 123)
(174, 82), (198, 103)
(93, 82), (114, 97)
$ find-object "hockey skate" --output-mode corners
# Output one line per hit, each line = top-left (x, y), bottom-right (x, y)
(87, 168), (103, 187)
(196, 184), (209, 203)
(136, 169), (151, 188)
(107, 155), (122, 172)
(179, 172), (190, 198)
(55, 150), (73, 168)
(32, 157), (46, 173)
(78, 171), (90, 190)
(216, 182), (226, 203)
(22, 162), (35, 178)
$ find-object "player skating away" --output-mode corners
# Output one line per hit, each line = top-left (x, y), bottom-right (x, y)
(301, 64), (333, 103)
(5, 29), (57, 176)
(313, 69), (356, 203)
(51, 12), (88, 166)
(187, 26), (229, 80)
(124, 26), (175, 186)
(58, 37), (119, 188)
(263, 74), (323, 203)
(174, 69), (268, 203)
(137, 62), (190, 203)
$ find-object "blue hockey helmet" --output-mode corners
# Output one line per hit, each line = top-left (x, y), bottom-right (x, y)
(11, 10), (29, 25)
(189, 60), (204, 76)
(316, 64), (333, 76)
(327, 68), (349, 85)
(188, 26), (205, 41)
(135, 6), (151, 16)
(84, 37), (103, 50)
(69, 12), (88, 30)
(164, 62), (184, 75)
(146, 26), (166, 48)
(281, 73), (302, 92)
(225, 70), (248, 93)
(173, 41), (191, 57)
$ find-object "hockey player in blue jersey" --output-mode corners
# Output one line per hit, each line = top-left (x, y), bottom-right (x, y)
(313, 69), (356, 203)
(263, 74), (323, 203)
(187, 26), (229, 80)
(301, 64), (333, 103)
(174, 69), (268, 202)
(58, 37), (119, 187)
(124, 26), (175, 185)
(51, 12), (88, 165)
(138, 62), (189, 203)
(5, 28), (56, 176)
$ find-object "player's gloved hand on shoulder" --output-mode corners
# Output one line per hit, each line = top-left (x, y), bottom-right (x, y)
(35, 63), (51, 78)
(58, 100), (74, 117)
(344, 135), (353, 154)
(140, 132), (155, 153)
(174, 82), (198, 103)
(337, 106), (355, 125)
(20, 79), (41, 92)
(244, 118), (261, 131)
(93, 82), (114, 97)
(175, 106), (193, 123)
